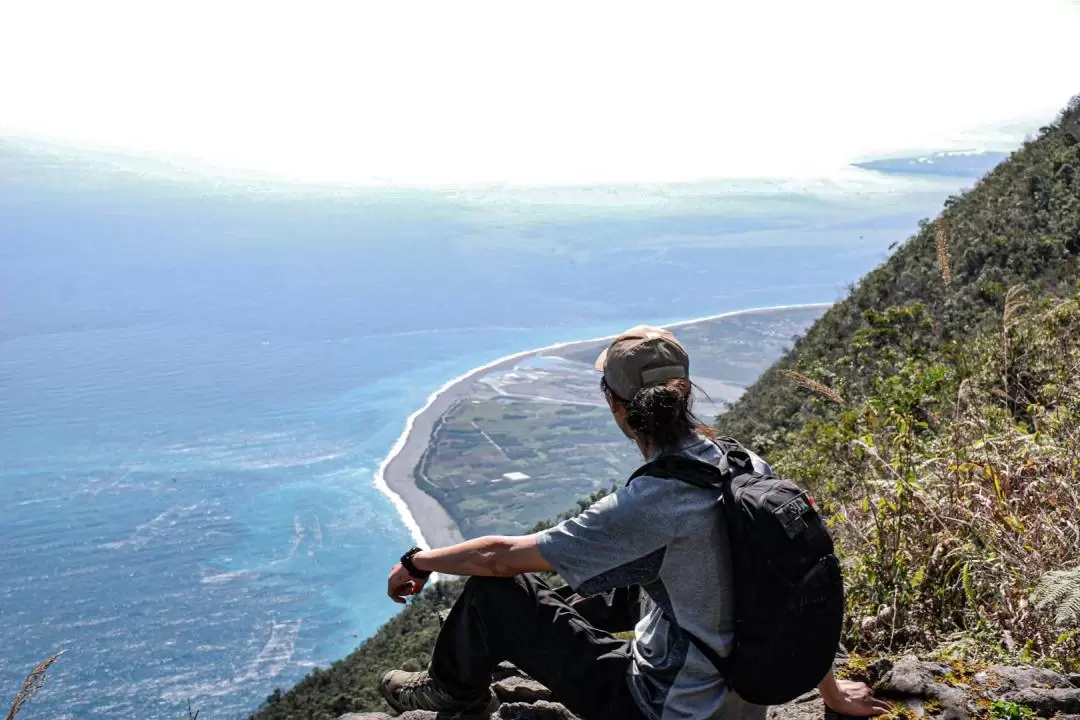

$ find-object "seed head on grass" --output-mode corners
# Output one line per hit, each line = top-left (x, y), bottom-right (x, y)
(1003, 285), (1029, 328)
(780, 370), (845, 406)
(6, 651), (64, 720)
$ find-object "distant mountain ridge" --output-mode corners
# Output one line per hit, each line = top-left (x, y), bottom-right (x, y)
(853, 150), (1011, 178)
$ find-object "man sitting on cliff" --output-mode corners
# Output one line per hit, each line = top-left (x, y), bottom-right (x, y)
(381, 326), (892, 720)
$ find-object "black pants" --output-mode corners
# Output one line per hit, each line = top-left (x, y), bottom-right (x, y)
(429, 574), (646, 720)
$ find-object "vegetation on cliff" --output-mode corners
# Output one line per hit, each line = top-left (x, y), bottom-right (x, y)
(761, 291), (1079, 667)
(719, 97), (1080, 455)
(714, 97), (1080, 670)
(253, 581), (465, 720)
(251, 97), (1080, 718)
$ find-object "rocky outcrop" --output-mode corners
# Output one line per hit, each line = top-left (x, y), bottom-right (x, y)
(871, 655), (1080, 720)
(340, 656), (1080, 720)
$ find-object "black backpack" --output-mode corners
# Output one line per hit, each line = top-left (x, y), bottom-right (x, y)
(627, 437), (844, 706)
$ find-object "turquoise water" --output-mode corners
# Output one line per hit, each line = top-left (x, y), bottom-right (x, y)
(0, 142), (976, 718)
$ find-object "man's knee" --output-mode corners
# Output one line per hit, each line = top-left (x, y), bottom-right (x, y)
(462, 574), (542, 603)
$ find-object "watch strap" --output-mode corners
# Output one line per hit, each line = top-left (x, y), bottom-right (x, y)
(400, 546), (431, 578)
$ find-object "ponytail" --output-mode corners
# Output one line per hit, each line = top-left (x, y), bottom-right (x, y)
(604, 377), (714, 451)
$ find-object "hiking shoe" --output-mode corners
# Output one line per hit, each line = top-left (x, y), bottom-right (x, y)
(379, 669), (497, 716)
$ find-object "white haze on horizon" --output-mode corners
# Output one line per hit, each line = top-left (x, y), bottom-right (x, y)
(1, 0), (1078, 188)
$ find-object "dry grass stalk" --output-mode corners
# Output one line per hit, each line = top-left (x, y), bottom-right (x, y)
(6, 651), (64, 720)
(780, 370), (845, 405)
(1003, 285), (1029, 328)
(935, 225), (953, 286)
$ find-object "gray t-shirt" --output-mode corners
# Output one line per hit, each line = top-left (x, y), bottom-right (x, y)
(537, 435), (771, 720)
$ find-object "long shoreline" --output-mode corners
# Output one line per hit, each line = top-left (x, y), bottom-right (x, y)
(371, 302), (833, 552)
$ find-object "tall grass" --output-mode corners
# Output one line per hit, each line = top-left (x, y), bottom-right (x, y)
(776, 293), (1080, 669)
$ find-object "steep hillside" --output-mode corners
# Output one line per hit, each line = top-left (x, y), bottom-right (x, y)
(718, 97), (1080, 453)
(716, 97), (1080, 669)
(253, 581), (465, 720)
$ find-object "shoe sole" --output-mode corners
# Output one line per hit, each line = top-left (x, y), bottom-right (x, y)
(378, 676), (408, 715)
(378, 679), (498, 718)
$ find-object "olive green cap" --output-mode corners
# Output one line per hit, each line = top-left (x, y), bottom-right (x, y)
(594, 325), (690, 400)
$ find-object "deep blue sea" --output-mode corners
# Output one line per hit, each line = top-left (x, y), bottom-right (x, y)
(0, 141), (987, 718)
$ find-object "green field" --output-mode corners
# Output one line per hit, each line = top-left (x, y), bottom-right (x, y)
(417, 398), (639, 537)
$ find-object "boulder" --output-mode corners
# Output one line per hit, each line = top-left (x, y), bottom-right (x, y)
(495, 701), (580, 719)
(493, 675), (554, 704)
(997, 688), (1080, 717)
(974, 666), (1076, 692)
(877, 655), (969, 720)
(766, 690), (821, 720)
(879, 655), (946, 695)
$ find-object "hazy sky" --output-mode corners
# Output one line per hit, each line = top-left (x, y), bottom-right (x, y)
(2, 0), (1078, 186)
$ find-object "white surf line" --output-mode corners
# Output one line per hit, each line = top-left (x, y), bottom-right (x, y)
(371, 301), (833, 552)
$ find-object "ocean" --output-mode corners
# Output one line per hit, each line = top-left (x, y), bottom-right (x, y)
(0, 141), (982, 718)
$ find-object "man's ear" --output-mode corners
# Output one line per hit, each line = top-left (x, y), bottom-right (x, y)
(604, 391), (616, 412)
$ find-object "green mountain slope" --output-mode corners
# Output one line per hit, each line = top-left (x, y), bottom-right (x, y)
(252, 581), (465, 720)
(718, 97), (1080, 453)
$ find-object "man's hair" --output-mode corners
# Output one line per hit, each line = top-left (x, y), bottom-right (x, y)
(602, 376), (716, 451)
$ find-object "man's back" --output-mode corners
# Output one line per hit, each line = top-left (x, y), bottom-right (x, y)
(538, 434), (771, 720)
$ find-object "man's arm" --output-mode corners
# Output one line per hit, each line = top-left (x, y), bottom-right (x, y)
(414, 534), (553, 576)
(387, 534), (552, 603)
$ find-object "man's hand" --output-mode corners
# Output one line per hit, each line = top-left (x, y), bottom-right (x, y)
(387, 562), (427, 604)
(819, 676), (893, 717)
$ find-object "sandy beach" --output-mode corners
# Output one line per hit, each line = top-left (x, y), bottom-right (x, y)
(373, 352), (525, 550)
(373, 302), (833, 551)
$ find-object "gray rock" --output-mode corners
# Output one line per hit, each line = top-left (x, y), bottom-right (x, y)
(980, 666), (1074, 692)
(336, 699), (580, 720)
(998, 688), (1080, 717)
(493, 675), (554, 704)
(878, 655), (969, 720)
(924, 662), (954, 678)
(933, 686), (970, 720)
(880, 655), (939, 696)
(495, 701), (580, 719)
(766, 690), (821, 720)
(1069, 673), (1080, 688)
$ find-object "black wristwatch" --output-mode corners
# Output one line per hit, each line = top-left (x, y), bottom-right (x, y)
(400, 546), (431, 579)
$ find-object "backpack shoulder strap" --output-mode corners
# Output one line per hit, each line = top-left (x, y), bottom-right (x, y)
(627, 453), (725, 489)
(627, 438), (759, 489)
(684, 628), (732, 678)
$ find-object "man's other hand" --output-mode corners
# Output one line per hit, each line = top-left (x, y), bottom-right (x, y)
(820, 678), (893, 717)
(387, 563), (427, 604)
